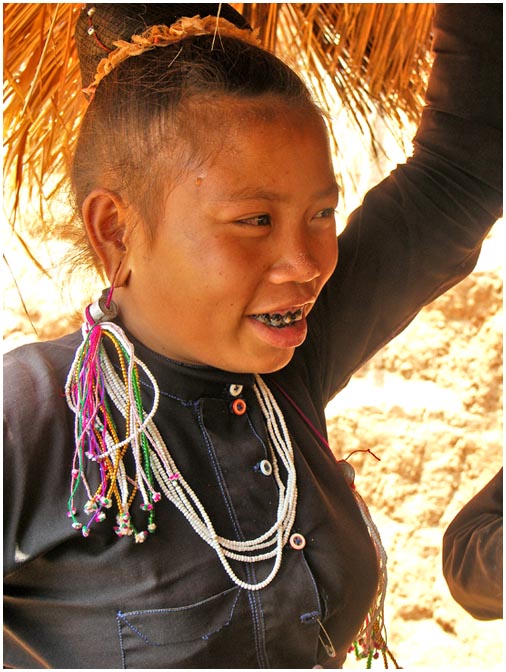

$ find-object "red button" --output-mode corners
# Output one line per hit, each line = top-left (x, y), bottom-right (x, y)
(231, 398), (247, 416)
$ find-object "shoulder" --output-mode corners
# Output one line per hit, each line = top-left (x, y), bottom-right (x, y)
(4, 330), (82, 393)
(3, 330), (82, 443)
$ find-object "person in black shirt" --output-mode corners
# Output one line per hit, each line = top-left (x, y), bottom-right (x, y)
(3, 3), (502, 668)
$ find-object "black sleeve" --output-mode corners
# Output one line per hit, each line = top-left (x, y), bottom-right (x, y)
(442, 469), (503, 620)
(3, 337), (79, 578)
(300, 3), (503, 404)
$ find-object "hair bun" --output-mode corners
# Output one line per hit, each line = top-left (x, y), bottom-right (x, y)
(76, 3), (250, 90)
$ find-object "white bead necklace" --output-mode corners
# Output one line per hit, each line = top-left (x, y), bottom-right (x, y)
(66, 321), (298, 591)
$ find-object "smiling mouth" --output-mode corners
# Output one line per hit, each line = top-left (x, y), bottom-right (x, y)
(251, 308), (304, 329)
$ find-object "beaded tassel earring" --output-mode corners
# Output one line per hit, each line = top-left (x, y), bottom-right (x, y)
(65, 286), (161, 542)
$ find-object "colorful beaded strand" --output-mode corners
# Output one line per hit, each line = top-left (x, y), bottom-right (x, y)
(65, 305), (159, 539)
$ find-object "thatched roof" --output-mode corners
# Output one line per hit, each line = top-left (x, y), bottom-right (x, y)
(3, 3), (434, 237)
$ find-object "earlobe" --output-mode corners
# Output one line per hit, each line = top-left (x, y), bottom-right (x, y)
(82, 189), (131, 285)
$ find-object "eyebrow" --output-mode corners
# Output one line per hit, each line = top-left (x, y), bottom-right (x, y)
(212, 183), (340, 204)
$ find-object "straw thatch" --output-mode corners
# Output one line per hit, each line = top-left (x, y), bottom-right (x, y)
(3, 3), (435, 240)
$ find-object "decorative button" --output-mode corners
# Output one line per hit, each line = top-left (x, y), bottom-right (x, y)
(289, 533), (306, 550)
(231, 398), (247, 416)
(229, 384), (243, 397)
(339, 460), (355, 486)
(259, 459), (273, 476)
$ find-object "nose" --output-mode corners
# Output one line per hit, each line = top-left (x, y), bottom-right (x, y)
(268, 235), (321, 285)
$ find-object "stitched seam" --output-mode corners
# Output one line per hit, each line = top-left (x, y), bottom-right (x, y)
(201, 588), (242, 640)
(137, 376), (195, 406)
(117, 612), (127, 669)
(117, 591), (241, 648)
(246, 573), (270, 668)
(118, 587), (239, 617)
(299, 552), (327, 663)
(196, 401), (270, 667)
(196, 401), (268, 663)
(246, 414), (269, 453)
(118, 614), (161, 646)
(195, 401), (244, 539)
(300, 552), (324, 619)
(247, 587), (264, 666)
(246, 403), (284, 667)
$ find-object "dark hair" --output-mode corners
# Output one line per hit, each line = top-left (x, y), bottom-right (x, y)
(71, 5), (319, 271)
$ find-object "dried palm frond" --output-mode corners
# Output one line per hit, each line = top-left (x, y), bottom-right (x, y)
(3, 3), (435, 241)
(238, 3), (434, 132)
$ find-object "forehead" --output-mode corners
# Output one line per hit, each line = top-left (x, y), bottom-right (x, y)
(179, 94), (330, 167)
(172, 97), (337, 205)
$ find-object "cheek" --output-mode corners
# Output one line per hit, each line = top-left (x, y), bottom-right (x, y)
(202, 238), (263, 282)
(319, 233), (338, 282)
(174, 240), (257, 313)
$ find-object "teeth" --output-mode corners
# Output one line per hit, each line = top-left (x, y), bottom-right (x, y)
(253, 309), (303, 328)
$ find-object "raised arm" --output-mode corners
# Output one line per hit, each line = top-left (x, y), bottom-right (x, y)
(309, 3), (503, 402)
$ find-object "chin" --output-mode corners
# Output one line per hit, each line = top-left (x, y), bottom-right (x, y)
(213, 345), (296, 375)
(249, 350), (296, 375)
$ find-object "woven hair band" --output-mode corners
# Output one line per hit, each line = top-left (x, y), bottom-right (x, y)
(83, 15), (261, 97)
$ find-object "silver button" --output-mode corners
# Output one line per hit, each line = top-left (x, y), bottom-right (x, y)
(289, 533), (306, 550)
(259, 459), (273, 476)
(229, 384), (243, 397)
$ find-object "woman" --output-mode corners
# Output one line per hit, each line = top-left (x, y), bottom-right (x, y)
(3, 3), (502, 668)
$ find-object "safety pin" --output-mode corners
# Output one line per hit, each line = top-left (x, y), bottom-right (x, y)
(315, 616), (336, 658)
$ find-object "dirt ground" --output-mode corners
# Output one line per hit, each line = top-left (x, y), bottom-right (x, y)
(3, 220), (503, 671)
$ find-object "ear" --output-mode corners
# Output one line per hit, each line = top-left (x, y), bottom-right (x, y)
(82, 189), (131, 286)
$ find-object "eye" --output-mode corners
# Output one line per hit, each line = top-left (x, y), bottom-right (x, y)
(236, 214), (272, 227)
(313, 208), (337, 220)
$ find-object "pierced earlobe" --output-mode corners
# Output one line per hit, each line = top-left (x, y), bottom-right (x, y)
(82, 189), (131, 283)
(110, 258), (131, 289)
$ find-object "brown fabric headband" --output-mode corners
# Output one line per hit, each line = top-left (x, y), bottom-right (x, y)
(76, 3), (253, 94)
(82, 14), (261, 98)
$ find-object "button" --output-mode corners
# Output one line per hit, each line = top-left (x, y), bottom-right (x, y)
(229, 384), (243, 397)
(289, 533), (306, 550)
(339, 460), (355, 486)
(231, 398), (247, 416)
(259, 459), (273, 476)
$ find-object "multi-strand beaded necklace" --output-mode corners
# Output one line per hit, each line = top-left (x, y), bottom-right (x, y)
(65, 290), (399, 666)
(65, 292), (297, 591)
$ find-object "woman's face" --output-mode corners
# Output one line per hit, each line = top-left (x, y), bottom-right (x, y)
(117, 101), (339, 373)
